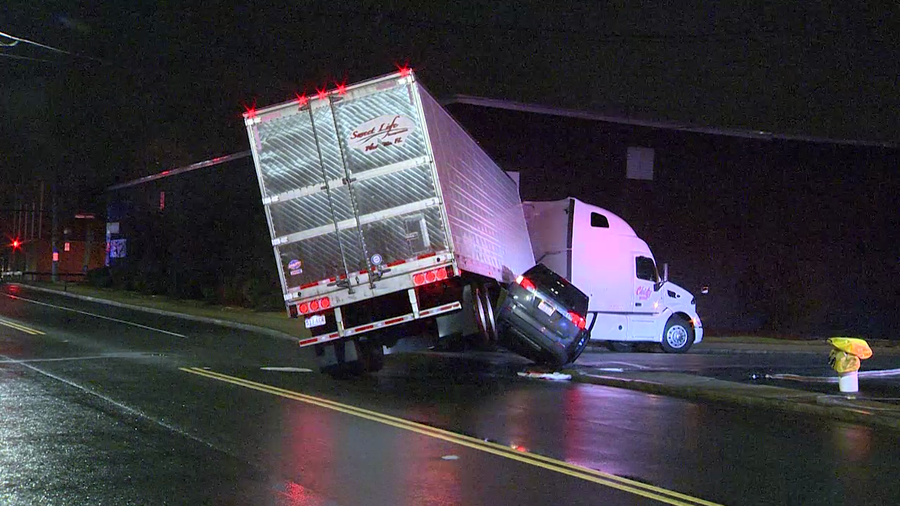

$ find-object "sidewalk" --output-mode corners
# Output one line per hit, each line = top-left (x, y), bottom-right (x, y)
(565, 368), (900, 430)
(11, 281), (900, 430)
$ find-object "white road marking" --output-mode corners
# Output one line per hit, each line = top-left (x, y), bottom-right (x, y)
(6, 294), (187, 338)
(594, 361), (652, 370)
(260, 366), (313, 373)
(1, 353), (225, 455)
(0, 353), (155, 364)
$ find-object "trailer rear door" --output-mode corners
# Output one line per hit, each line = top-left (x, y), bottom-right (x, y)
(245, 73), (449, 301)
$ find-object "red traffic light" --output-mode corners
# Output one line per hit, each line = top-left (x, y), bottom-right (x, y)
(11, 239), (20, 249)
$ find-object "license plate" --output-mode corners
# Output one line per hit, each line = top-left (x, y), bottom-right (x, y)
(537, 299), (555, 316)
(304, 314), (326, 329)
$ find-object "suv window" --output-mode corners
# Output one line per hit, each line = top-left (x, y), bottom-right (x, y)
(523, 264), (589, 313)
(635, 256), (658, 282)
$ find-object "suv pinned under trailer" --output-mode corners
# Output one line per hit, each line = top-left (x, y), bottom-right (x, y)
(243, 70), (535, 376)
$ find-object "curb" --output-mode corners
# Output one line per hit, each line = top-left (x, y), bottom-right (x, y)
(567, 371), (900, 431)
(13, 284), (301, 343)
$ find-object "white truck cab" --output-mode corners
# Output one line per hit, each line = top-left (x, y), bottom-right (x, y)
(524, 197), (703, 352)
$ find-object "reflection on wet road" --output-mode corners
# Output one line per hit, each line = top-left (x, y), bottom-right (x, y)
(2, 284), (900, 505)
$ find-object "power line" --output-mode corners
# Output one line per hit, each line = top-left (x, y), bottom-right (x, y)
(0, 30), (72, 55)
(0, 29), (106, 64)
(0, 52), (54, 64)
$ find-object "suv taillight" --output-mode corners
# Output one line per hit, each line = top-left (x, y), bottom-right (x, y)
(568, 310), (586, 330)
(515, 275), (536, 292)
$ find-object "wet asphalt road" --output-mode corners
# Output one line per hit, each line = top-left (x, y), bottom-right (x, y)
(2, 285), (900, 505)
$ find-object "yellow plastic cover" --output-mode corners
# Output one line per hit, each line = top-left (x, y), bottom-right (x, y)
(827, 337), (873, 359)
(828, 350), (861, 373)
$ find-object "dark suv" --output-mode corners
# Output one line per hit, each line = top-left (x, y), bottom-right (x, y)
(496, 264), (590, 367)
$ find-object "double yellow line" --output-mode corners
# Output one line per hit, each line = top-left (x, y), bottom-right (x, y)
(181, 367), (723, 506)
(0, 317), (45, 335)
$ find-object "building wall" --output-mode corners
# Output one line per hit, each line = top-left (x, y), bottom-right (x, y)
(447, 104), (900, 339)
(106, 156), (278, 304)
(23, 238), (106, 277)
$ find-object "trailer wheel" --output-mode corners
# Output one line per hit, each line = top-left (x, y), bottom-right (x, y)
(480, 283), (499, 345)
(318, 339), (380, 378)
(660, 316), (694, 353)
(472, 284), (498, 350)
(358, 339), (385, 373)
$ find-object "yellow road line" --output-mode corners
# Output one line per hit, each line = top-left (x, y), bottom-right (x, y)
(0, 317), (45, 335)
(181, 367), (724, 506)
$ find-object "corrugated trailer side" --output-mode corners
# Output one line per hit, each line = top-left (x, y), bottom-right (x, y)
(417, 87), (535, 282)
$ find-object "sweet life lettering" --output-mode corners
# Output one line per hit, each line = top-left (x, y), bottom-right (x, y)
(349, 115), (415, 153)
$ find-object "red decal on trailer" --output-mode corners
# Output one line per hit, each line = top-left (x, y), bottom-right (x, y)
(354, 325), (375, 333)
(300, 281), (319, 289)
(387, 259), (406, 267)
(298, 337), (318, 346)
(417, 252), (437, 259)
(419, 309), (432, 317)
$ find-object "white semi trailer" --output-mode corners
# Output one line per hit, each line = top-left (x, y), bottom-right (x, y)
(243, 70), (536, 375)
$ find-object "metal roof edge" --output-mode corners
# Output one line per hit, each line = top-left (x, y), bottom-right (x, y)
(442, 95), (898, 149)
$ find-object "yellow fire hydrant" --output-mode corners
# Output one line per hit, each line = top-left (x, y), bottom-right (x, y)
(827, 337), (872, 394)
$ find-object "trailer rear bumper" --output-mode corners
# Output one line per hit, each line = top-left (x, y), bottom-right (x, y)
(297, 294), (462, 349)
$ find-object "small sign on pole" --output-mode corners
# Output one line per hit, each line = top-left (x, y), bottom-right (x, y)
(52, 252), (59, 262)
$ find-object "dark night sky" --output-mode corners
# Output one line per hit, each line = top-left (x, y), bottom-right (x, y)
(1, 1), (898, 198)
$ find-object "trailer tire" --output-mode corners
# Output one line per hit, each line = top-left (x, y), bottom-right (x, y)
(318, 339), (381, 378)
(660, 316), (694, 353)
(481, 284), (499, 345)
(472, 284), (498, 350)
(358, 339), (385, 373)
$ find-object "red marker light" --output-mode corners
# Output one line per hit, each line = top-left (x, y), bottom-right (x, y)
(11, 239), (20, 249)
(320, 297), (331, 309)
(395, 63), (412, 77)
(316, 87), (328, 101)
(413, 273), (425, 286)
(334, 81), (347, 95)
(242, 100), (258, 119)
(295, 93), (309, 106)
(435, 267), (448, 281)
(299, 302), (310, 314)
(309, 300), (320, 312)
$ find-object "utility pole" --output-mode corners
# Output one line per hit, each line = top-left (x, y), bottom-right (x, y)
(51, 181), (59, 282)
(38, 181), (44, 239)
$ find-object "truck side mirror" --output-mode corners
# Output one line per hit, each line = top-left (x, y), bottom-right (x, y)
(701, 286), (709, 295)
(662, 263), (669, 283)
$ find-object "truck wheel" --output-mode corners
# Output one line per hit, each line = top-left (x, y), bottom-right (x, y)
(481, 284), (499, 345)
(660, 316), (694, 353)
(472, 284), (498, 350)
(317, 340), (367, 378)
(358, 339), (385, 373)
(605, 341), (635, 353)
